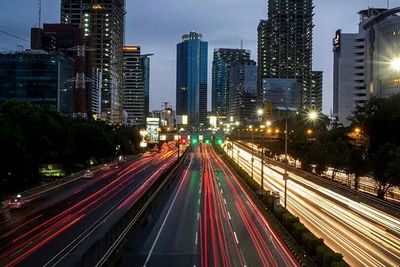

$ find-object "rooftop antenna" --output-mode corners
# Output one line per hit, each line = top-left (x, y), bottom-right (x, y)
(37, 0), (42, 28)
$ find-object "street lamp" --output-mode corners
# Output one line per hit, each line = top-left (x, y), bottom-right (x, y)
(235, 121), (240, 141)
(307, 110), (319, 122)
(391, 57), (400, 71)
(249, 125), (254, 179)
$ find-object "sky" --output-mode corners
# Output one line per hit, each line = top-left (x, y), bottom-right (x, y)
(0, 0), (399, 115)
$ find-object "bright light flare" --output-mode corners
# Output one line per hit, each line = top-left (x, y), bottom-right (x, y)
(391, 57), (400, 71)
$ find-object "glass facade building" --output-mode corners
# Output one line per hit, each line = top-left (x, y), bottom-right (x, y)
(212, 48), (250, 117)
(176, 32), (208, 127)
(0, 51), (74, 115)
(262, 78), (300, 110)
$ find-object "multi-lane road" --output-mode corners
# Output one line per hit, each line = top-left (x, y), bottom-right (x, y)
(227, 141), (400, 267)
(119, 144), (299, 267)
(0, 143), (178, 267)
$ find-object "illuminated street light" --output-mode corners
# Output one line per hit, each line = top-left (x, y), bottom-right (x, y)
(266, 120), (272, 127)
(391, 57), (400, 71)
(307, 110), (319, 121)
(354, 127), (361, 134)
(257, 108), (264, 116)
(307, 129), (313, 135)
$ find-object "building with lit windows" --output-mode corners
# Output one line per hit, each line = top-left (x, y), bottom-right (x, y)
(212, 48), (250, 117)
(176, 31), (208, 127)
(0, 50), (75, 115)
(61, 0), (125, 123)
(123, 46), (145, 126)
(140, 54), (153, 117)
(258, 0), (322, 111)
(228, 60), (257, 123)
(333, 8), (400, 126)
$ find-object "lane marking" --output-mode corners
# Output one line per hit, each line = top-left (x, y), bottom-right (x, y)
(224, 198), (227, 205)
(143, 155), (194, 267)
(228, 212), (231, 220)
(195, 232), (198, 245)
(220, 189), (223, 194)
(234, 232), (239, 244)
(197, 212), (200, 221)
(198, 199), (201, 205)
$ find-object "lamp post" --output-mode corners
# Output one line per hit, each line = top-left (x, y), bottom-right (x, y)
(235, 121), (240, 141)
(248, 125), (254, 179)
(257, 108), (265, 194)
(282, 109), (320, 208)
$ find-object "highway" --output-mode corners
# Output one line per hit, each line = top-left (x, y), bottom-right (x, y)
(0, 143), (178, 267)
(119, 144), (299, 267)
(226, 141), (400, 267)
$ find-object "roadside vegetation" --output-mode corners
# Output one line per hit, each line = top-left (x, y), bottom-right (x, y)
(0, 100), (141, 196)
(248, 94), (400, 199)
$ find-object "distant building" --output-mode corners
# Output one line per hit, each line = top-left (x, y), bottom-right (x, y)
(333, 8), (400, 126)
(262, 78), (300, 111)
(310, 71), (323, 111)
(257, 20), (268, 105)
(123, 46), (145, 126)
(91, 68), (102, 117)
(228, 60), (258, 123)
(212, 48), (250, 117)
(61, 0), (125, 123)
(258, 0), (322, 110)
(176, 31), (208, 127)
(30, 23), (101, 117)
(151, 108), (175, 128)
(0, 50), (74, 115)
(140, 54), (153, 117)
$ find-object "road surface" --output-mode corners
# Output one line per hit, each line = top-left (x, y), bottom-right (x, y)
(119, 144), (299, 267)
(227, 141), (400, 267)
(0, 144), (177, 267)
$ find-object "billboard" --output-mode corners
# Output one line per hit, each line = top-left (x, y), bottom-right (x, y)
(146, 118), (160, 144)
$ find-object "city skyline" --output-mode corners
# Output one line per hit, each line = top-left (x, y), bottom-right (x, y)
(1, 0), (399, 115)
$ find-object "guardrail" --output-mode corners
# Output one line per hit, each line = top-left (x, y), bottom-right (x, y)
(75, 149), (190, 267)
(234, 141), (400, 216)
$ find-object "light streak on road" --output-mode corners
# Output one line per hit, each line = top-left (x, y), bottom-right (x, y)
(225, 141), (400, 267)
(199, 144), (299, 267)
(0, 144), (178, 266)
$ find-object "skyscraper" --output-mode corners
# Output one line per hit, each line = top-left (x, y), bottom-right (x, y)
(257, 20), (268, 105)
(228, 60), (257, 123)
(61, 0), (125, 123)
(176, 31), (208, 127)
(212, 48), (250, 117)
(123, 46), (145, 126)
(140, 54), (153, 117)
(258, 0), (322, 111)
(333, 8), (400, 126)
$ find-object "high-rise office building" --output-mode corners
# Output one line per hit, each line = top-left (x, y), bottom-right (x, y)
(228, 60), (257, 123)
(257, 20), (268, 105)
(176, 31), (208, 127)
(123, 46), (145, 126)
(0, 50), (75, 115)
(258, 0), (322, 111)
(212, 48), (250, 117)
(30, 23), (102, 117)
(333, 8), (400, 126)
(61, 0), (125, 123)
(140, 54), (153, 117)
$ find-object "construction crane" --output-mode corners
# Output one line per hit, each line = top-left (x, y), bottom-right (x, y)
(37, 0), (41, 28)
